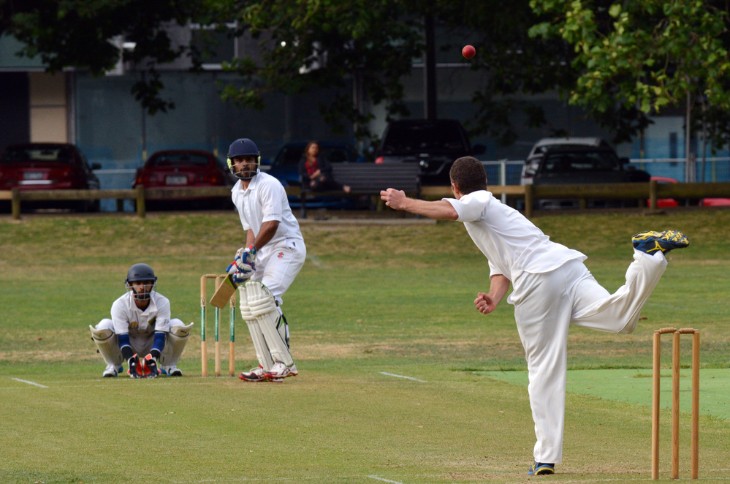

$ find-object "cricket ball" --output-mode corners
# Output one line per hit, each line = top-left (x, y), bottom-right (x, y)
(462, 45), (476, 60)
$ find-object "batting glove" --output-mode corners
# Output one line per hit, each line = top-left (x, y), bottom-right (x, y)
(234, 246), (257, 273)
(127, 355), (142, 379)
(143, 354), (160, 378)
(231, 269), (253, 285)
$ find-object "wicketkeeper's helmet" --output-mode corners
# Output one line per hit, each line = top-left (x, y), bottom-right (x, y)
(125, 263), (157, 301)
(227, 138), (261, 180)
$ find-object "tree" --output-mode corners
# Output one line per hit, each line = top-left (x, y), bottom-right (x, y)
(219, 0), (425, 145)
(0, 0), (211, 114)
(529, 0), (730, 151)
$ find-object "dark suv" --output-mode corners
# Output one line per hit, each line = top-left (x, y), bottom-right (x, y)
(522, 144), (650, 209)
(374, 119), (485, 185)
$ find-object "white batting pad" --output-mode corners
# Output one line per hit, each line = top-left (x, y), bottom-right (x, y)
(238, 282), (274, 371)
(89, 324), (123, 367)
(160, 321), (194, 368)
(244, 281), (293, 367)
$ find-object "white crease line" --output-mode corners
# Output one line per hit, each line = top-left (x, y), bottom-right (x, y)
(368, 476), (403, 484)
(11, 378), (48, 388)
(380, 371), (426, 383)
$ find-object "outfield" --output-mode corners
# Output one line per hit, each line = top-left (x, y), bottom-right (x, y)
(1, 209), (728, 482)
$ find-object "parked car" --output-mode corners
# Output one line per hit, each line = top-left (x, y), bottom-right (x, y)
(374, 119), (485, 185)
(647, 176), (680, 208)
(700, 197), (730, 206)
(526, 137), (613, 158)
(0, 142), (101, 212)
(521, 143), (650, 209)
(267, 141), (361, 187)
(267, 141), (363, 210)
(133, 149), (234, 210)
(646, 176), (730, 208)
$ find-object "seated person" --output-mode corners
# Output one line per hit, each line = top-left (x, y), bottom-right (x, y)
(298, 141), (351, 193)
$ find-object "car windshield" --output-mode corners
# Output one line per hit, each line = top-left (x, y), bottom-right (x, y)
(383, 123), (465, 153)
(148, 153), (211, 167)
(1, 146), (73, 164)
(541, 151), (620, 173)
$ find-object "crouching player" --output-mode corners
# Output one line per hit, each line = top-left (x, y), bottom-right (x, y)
(89, 263), (193, 378)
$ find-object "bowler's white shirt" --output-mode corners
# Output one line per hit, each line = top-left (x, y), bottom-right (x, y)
(231, 172), (304, 257)
(110, 291), (171, 336)
(445, 190), (586, 281)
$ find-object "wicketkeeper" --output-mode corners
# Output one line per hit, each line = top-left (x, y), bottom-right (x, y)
(89, 263), (193, 378)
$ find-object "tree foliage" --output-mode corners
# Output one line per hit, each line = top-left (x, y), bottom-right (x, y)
(219, 0), (424, 143)
(4, 0), (730, 148)
(530, 0), (730, 148)
(0, 0), (211, 114)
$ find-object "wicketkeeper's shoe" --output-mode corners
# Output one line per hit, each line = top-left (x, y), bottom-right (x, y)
(162, 366), (183, 377)
(528, 462), (555, 476)
(102, 364), (123, 378)
(632, 229), (689, 255)
(239, 365), (267, 382)
(263, 362), (297, 380)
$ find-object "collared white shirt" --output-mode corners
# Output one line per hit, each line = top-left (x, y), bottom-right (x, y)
(231, 172), (304, 258)
(110, 291), (171, 336)
(445, 190), (586, 281)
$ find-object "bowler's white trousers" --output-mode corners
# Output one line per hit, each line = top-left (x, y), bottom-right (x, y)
(509, 249), (668, 464)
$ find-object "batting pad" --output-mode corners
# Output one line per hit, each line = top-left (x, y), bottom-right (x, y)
(89, 325), (123, 367)
(245, 281), (294, 367)
(238, 283), (274, 371)
(160, 321), (194, 368)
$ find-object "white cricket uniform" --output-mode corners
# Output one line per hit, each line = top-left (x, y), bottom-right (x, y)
(231, 172), (307, 302)
(231, 172), (306, 370)
(94, 291), (187, 366)
(446, 190), (668, 464)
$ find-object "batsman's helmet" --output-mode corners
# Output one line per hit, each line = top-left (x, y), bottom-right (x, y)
(227, 138), (261, 180)
(125, 263), (157, 301)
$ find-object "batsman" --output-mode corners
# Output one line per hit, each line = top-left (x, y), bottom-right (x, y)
(225, 137), (306, 382)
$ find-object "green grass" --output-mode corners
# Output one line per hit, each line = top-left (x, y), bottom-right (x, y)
(1, 208), (729, 482)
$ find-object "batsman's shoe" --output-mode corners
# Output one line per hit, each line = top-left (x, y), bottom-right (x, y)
(632, 230), (689, 255)
(263, 362), (297, 380)
(528, 462), (555, 476)
(239, 365), (267, 382)
(102, 364), (123, 378)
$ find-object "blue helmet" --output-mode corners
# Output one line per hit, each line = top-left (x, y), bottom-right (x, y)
(227, 138), (261, 180)
(125, 263), (157, 301)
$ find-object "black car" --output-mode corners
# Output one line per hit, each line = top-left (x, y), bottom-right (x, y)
(374, 119), (485, 185)
(521, 144), (650, 209)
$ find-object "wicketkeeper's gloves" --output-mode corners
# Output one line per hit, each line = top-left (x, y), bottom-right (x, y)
(127, 355), (141, 379)
(143, 354), (159, 378)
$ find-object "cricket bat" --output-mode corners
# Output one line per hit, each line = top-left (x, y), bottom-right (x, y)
(210, 273), (238, 308)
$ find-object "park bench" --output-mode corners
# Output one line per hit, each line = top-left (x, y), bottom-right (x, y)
(287, 163), (422, 218)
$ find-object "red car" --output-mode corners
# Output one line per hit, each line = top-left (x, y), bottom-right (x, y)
(647, 176), (730, 208)
(133, 149), (234, 209)
(647, 176), (680, 208)
(0, 142), (101, 212)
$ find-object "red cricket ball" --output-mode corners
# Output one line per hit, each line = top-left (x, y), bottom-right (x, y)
(462, 45), (476, 60)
